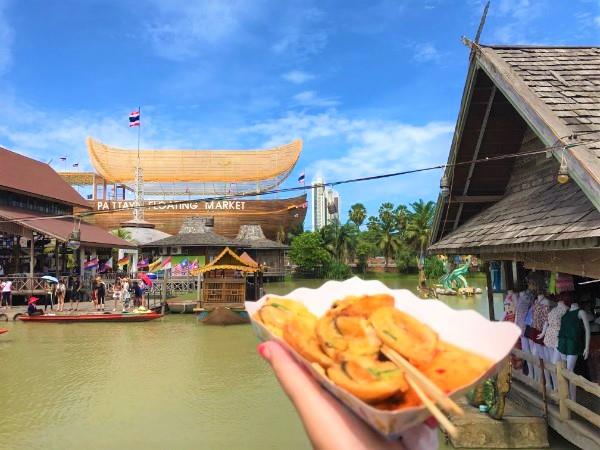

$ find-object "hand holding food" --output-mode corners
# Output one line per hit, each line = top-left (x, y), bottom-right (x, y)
(253, 293), (493, 412)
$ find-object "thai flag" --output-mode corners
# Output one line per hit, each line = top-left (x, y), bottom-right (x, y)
(84, 258), (99, 270)
(298, 172), (305, 185)
(129, 110), (140, 127)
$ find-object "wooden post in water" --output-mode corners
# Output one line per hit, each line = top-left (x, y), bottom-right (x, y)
(161, 273), (167, 312)
(484, 261), (496, 321)
(556, 360), (571, 420)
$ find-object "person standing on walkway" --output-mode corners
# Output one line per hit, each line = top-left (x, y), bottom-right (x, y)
(1, 279), (12, 310)
(96, 276), (106, 311)
(121, 277), (131, 312)
(112, 277), (122, 312)
(69, 277), (82, 311)
(56, 279), (66, 312)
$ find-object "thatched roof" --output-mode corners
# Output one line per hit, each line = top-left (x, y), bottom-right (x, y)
(429, 44), (600, 256)
(142, 217), (238, 248)
(192, 247), (259, 274)
(235, 224), (287, 249)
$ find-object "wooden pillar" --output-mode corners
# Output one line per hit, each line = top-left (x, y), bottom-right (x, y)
(54, 239), (60, 275)
(484, 261), (496, 321)
(102, 179), (107, 201)
(29, 236), (35, 278)
(501, 260), (512, 291)
(92, 173), (97, 201)
(556, 360), (571, 420)
(79, 248), (85, 280)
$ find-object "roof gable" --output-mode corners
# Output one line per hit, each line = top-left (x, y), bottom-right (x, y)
(0, 147), (89, 208)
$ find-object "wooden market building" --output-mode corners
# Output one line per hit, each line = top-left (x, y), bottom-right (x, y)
(0, 146), (133, 297)
(428, 43), (600, 449)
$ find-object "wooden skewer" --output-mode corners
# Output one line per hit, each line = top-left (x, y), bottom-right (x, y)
(405, 376), (458, 438)
(381, 346), (464, 416)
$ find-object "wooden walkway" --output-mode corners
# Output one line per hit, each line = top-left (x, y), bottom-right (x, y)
(510, 348), (600, 450)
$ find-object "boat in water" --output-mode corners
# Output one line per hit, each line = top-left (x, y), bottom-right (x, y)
(0, 328), (8, 334)
(18, 312), (163, 323)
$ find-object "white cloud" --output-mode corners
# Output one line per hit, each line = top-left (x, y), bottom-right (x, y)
(241, 111), (454, 182)
(293, 90), (338, 108)
(142, 0), (263, 60)
(271, 7), (328, 61)
(282, 70), (314, 84)
(489, 0), (543, 44)
(0, 0), (14, 74)
(413, 43), (441, 63)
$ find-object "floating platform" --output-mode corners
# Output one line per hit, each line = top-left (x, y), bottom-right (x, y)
(18, 313), (163, 323)
(166, 300), (198, 314)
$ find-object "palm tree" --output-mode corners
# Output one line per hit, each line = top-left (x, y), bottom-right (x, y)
(348, 203), (367, 228)
(319, 220), (358, 263)
(377, 229), (401, 268)
(405, 199), (436, 257)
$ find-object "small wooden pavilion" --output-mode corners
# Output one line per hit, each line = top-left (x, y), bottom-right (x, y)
(192, 247), (260, 310)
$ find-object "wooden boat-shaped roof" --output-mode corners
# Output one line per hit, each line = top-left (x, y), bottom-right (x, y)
(87, 137), (302, 183)
(19, 313), (163, 322)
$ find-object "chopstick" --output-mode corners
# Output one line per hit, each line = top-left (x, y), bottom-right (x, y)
(381, 345), (463, 416)
(405, 376), (458, 438)
(381, 346), (461, 437)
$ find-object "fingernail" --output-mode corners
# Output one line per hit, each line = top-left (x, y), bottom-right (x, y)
(257, 342), (271, 361)
(424, 416), (438, 429)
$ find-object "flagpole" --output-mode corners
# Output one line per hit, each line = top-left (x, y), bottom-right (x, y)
(134, 106), (144, 221)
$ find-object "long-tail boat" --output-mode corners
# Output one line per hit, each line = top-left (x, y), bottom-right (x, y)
(0, 328), (8, 334)
(18, 312), (162, 323)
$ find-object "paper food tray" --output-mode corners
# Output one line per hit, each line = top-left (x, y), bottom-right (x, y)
(246, 277), (520, 438)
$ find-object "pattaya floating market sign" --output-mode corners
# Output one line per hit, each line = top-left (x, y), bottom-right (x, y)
(95, 200), (247, 211)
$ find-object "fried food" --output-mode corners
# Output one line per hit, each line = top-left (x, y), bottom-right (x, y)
(423, 342), (492, 394)
(283, 316), (333, 368)
(316, 313), (380, 360)
(254, 296), (315, 337)
(254, 292), (491, 412)
(331, 294), (395, 318)
(327, 357), (408, 402)
(370, 307), (438, 367)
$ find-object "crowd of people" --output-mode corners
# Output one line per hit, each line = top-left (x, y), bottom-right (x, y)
(8, 274), (149, 315)
(89, 275), (146, 312)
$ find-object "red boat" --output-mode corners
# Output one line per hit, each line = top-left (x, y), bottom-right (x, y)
(18, 313), (163, 323)
(0, 328), (8, 334)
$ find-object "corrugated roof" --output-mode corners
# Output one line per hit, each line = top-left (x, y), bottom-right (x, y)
(0, 147), (90, 208)
(0, 206), (134, 248)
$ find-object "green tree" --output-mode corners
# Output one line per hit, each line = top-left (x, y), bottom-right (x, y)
(348, 203), (367, 228)
(369, 202), (404, 268)
(319, 220), (358, 263)
(289, 232), (331, 275)
(405, 199), (436, 257)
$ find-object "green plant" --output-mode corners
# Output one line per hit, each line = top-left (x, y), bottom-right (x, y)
(325, 260), (352, 280)
(424, 256), (445, 279)
(289, 232), (331, 275)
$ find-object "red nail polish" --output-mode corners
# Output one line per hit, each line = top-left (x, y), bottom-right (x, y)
(424, 416), (438, 429)
(257, 342), (270, 360)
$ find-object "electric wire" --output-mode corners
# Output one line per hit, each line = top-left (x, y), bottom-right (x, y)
(0, 136), (599, 226)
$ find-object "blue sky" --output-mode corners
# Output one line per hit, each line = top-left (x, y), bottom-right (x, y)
(0, 0), (599, 226)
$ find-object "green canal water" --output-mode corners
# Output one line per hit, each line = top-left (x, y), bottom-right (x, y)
(0, 275), (516, 449)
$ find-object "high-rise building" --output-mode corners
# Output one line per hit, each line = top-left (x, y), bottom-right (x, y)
(311, 177), (340, 230)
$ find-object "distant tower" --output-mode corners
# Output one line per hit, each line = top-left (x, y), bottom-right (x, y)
(311, 178), (340, 230)
(311, 177), (326, 231)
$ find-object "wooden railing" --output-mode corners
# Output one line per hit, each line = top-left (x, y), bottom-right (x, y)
(511, 348), (600, 447)
(0, 276), (70, 294)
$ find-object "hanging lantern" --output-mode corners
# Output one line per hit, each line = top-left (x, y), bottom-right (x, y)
(440, 174), (450, 198)
(557, 149), (569, 184)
